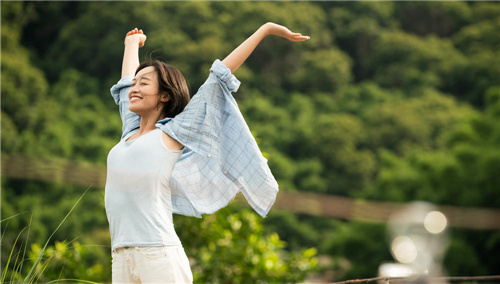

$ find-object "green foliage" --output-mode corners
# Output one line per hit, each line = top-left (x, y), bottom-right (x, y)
(25, 241), (106, 282)
(263, 212), (342, 252)
(174, 207), (317, 283)
(369, 31), (466, 93)
(291, 48), (352, 93)
(453, 17), (500, 54)
(325, 222), (392, 280)
(1, 181), (111, 282)
(1, 6), (48, 146)
(395, 2), (472, 37)
(1, 184), (109, 283)
(364, 90), (475, 153)
(327, 2), (397, 81)
(443, 237), (486, 277)
(363, 87), (500, 209)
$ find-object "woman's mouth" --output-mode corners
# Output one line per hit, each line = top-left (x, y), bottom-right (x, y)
(130, 95), (142, 102)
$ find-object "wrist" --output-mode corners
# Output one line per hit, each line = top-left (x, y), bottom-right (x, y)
(124, 36), (141, 46)
(261, 22), (273, 36)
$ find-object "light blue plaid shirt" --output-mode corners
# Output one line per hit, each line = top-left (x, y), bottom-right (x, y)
(110, 60), (278, 218)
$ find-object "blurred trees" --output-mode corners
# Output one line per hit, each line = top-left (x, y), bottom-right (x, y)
(2, 1), (500, 282)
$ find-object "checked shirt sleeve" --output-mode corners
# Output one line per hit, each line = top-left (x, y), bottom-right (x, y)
(110, 76), (141, 139)
(156, 60), (279, 218)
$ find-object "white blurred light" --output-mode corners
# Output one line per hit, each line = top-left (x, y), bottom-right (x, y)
(391, 236), (418, 264)
(378, 263), (415, 277)
(424, 211), (447, 234)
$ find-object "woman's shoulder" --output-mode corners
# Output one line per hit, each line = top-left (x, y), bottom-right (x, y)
(160, 129), (184, 152)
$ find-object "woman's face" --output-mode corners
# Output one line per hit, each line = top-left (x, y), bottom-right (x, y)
(128, 66), (166, 116)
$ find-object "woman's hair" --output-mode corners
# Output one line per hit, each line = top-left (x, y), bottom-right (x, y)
(135, 59), (190, 118)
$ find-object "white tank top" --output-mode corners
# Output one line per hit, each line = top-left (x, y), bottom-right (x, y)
(105, 128), (183, 250)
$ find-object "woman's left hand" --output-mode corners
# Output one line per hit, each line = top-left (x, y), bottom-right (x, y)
(263, 22), (310, 42)
(125, 28), (147, 48)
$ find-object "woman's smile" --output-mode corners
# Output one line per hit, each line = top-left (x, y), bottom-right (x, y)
(130, 95), (143, 102)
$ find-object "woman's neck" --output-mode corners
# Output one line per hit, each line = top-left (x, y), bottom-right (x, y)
(137, 112), (163, 135)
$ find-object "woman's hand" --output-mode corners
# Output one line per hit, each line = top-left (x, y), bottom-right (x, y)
(263, 22), (310, 42)
(124, 28), (147, 48)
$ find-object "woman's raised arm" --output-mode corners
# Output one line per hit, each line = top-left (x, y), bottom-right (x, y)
(222, 22), (310, 74)
(121, 28), (147, 78)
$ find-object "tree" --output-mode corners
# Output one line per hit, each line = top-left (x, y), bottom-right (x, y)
(395, 2), (472, 37)
(174, 206), (318, 283)
(369, 31), (466, 95)
(1, 2), (48, 154)
(325, 222), (392, 280)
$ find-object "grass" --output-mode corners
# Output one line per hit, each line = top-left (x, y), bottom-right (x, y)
(1, 186), (93, 284)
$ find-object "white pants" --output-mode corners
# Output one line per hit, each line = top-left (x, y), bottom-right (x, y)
(111, 246), (193, 283)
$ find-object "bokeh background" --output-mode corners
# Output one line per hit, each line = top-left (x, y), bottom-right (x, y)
(2, 1), (500, 283)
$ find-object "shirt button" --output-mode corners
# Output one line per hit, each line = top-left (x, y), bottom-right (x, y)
(207, 154), (211, 158)
(223, 171), (227, 174)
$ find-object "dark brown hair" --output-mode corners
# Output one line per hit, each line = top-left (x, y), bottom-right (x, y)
(135, 59), (190, 118)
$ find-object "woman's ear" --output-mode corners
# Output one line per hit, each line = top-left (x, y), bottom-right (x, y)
(160, 93), (170, 103)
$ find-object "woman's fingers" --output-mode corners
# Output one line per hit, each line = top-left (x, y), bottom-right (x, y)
(288, 32), (310, 42)
(124, 28), (147, 47)
(126, 28), (146, 38)
(278, 27), (309, 42)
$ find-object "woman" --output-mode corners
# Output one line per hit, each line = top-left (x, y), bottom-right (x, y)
(105, 23), (309, 283)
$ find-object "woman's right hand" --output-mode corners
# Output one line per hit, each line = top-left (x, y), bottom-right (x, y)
(124, 28), (147, 48)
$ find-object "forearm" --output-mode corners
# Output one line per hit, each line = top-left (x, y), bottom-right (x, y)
(222, 23), (309, 74)
(121, 41), (140, 78)
(222, 24), (269, 74)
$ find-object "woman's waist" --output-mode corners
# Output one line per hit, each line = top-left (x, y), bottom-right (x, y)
(109, 222), (181, 251)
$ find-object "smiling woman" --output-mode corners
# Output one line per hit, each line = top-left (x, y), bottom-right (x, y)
(105, 24), (309, 283)
(125, 60), (190, 148)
